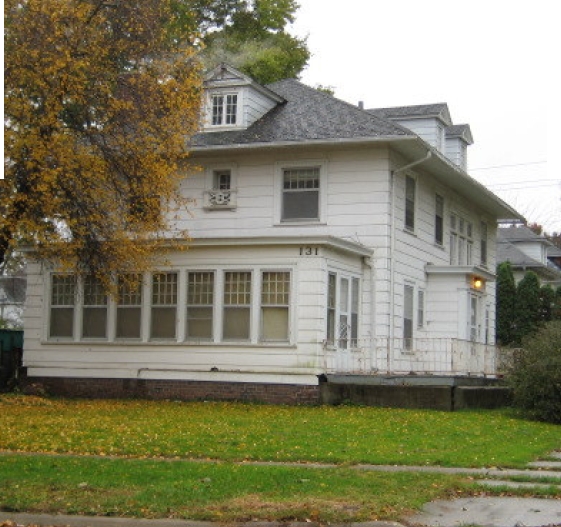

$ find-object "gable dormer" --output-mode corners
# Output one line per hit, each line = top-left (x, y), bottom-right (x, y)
(368, 103), (452, 152)
(203, 64), (285, 132)
(445, 124), (473, 171)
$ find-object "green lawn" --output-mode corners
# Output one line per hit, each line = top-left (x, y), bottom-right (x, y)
(0, 395), (560, 523)
(0, 395), (559, 467)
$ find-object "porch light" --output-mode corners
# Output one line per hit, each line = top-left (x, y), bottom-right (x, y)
(471, 276), (485, 290)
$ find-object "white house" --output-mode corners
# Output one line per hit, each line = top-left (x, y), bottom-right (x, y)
(21, 64), (523, 403)
(497, 225), (561, 286)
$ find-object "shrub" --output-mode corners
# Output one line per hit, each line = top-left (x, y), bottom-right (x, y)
(508, 321), (561, 423)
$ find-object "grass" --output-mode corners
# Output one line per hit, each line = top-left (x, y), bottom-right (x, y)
(0, 395), (559, 467)
(0, 395), (560, 522)
(0, 454), (474, 522)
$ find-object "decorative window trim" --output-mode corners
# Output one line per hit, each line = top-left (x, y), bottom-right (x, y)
(204, 164), (238, 210)
(274, 159), (328, 225)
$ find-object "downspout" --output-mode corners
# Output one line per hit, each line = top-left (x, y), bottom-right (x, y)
(388, 150), (432, 372)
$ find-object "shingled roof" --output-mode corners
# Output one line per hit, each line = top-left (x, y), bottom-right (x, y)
(191, 79), (413, 148)
(367, 103), (452, 125)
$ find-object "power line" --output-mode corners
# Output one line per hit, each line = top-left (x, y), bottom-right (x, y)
(470, 160), (547, 171)
(487, 178), (560, 188)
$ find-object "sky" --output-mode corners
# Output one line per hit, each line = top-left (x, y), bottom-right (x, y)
(289, 0), (560, 233)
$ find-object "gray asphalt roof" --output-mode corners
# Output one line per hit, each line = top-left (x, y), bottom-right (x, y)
(367, 103), (451, 123)
(191, 79), (413, 148)
(497, 225), (548, 243)
(496, 242), (545, 268)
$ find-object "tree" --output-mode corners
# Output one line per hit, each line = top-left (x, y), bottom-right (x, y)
(195, 0), (310, 84)
(508, 320), (561, 424)
(539, 285), (555, 323)
(3, 0), (203, 287)
(496, 262), (516, 345)
(514, 271), (542, 343)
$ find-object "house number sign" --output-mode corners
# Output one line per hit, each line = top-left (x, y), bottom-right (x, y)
(299, 246), (319, 256)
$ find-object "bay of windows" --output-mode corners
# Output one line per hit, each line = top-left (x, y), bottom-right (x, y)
(48, 269), (292, 344)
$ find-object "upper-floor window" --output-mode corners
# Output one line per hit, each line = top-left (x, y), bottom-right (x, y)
(405, 175), (416, 231)
(450, 213), (473, 265)
(213, 170), (231, 191)
(212, 93), (238, 126)
(480, 221), (488, 267)
(204, 167), (237, 209)
(435, 194), (444, 245)
(282, 167), (320, 221)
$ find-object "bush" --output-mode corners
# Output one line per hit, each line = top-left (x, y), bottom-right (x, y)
(508, 321), (561, 423)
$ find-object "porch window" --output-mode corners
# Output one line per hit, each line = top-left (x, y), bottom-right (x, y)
(186, 271), (214, 340)
(404, 284), (414, 349)
(82, 276), (108, 339)
(116, 274), (142, 339)
(150, 272), (178, 339)
(49, 274), (76, 338)
(282, 167), (320, 221)
(417, 289), (425, 328)
(223, 271), (251, 340)
(405, 176), (416, 231)
(326, 273), (336, 344)
(261, 271), (290, 341)
(327, 272), (360, 348)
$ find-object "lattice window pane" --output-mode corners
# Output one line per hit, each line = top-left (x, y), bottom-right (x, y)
(261, 271), (290, 306)
(187, 272), (214, 339)
(224, 272), (251, 306)
(51, 275), (76, 306)
(152, 273), (178, 305)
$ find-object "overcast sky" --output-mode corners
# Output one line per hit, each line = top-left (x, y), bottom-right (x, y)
(290, 0), (560, 233)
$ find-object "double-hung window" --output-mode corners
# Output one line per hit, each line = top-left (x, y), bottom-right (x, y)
(82, 276), (108, 339)
(116, 274), (142, 339)
(435, 194), (444, 245)
(150, 272), (178, 339)
(405, 175), (416, 231)
(49, 274), (76, 338)
(282, 167), (320, 221)
(223, 271), (252, 340)
(450, 213), (473, 265)
(186, 272), (214, 340)
(212, 93), (237, 126)
(403, 284), (414, 349)
(480, 221), (488, 267)
(261, 271), (290, 341)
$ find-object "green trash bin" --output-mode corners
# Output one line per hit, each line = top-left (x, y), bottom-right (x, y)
(0, 329), (24, 389)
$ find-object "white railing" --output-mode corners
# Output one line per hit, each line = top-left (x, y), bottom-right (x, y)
(323, 338), (509, 377)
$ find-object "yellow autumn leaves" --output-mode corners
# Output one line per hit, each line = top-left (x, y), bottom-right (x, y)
(3, 0), (203, 283)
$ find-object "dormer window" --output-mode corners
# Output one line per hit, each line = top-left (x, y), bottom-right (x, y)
(212, 93), (238, 126)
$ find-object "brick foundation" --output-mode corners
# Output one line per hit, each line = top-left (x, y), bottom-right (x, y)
(22, 376), (321, 405)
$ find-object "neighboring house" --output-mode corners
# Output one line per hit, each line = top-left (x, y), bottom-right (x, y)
(22, 64), (523, 403)
(497, 225), (561, 286)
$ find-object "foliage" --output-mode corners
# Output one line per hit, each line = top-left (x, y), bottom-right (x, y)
(496, 262), (516, 345)
(1, 397), (559, 468)
(195, 0), (310, 83)
(540, 285), (555, 322)
(3, 0), (202, 285)
(514, 271), (542, 343)
(508, 321), (561, 424)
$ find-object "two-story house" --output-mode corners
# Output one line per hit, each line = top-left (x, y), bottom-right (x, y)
(21, 64), (522, 403)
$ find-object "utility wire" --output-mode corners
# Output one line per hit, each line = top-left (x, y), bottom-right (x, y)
(470, 160), (547, 171)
